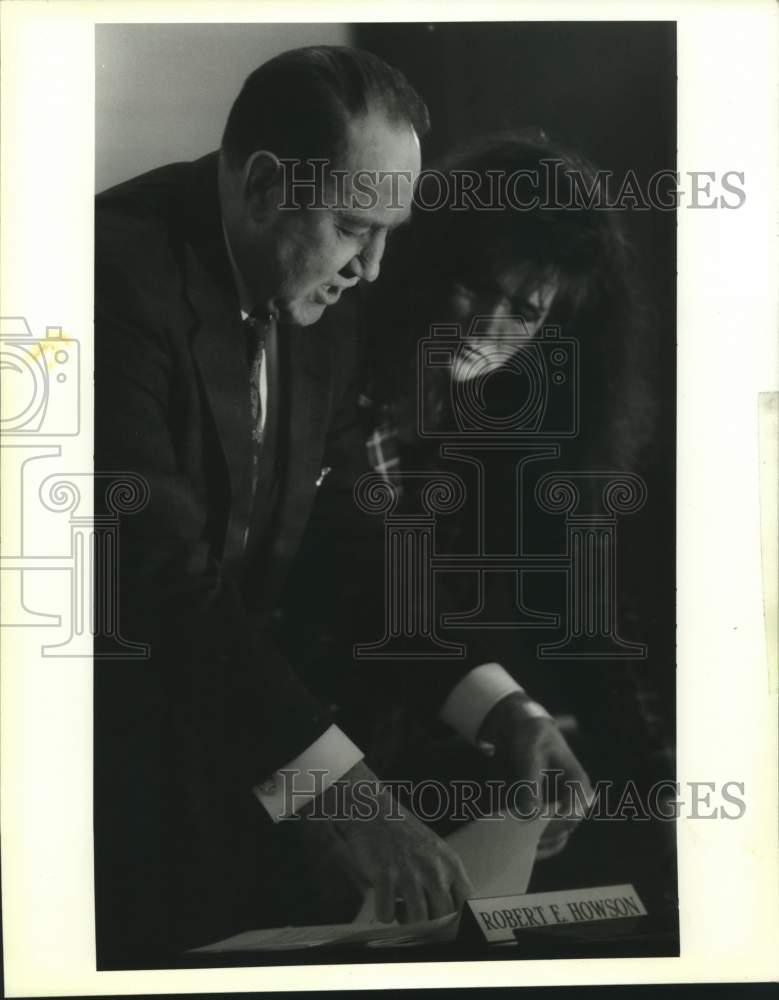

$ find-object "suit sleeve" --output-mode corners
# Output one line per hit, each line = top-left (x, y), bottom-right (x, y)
(94, 225), (334, 786)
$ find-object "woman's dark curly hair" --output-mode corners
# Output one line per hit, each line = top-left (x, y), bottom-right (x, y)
(365, 133), (657, 472)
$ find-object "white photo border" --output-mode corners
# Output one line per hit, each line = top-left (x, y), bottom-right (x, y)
(1, 0), (777, 994)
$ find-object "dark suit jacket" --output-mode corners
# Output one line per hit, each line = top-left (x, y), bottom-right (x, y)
(94, 152), (369, 962)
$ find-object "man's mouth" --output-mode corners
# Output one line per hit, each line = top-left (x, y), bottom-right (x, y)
(314, 283), (343, 306)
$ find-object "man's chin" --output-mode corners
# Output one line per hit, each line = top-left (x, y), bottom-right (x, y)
(276, 299), (327, 327)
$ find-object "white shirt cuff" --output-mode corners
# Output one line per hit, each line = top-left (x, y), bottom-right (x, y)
(252, 724), (364, 823)
(439, 662), (549, 745)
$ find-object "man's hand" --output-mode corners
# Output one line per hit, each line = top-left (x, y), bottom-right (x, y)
(321, 761), (473, 924)
(478, 692), (594, 858)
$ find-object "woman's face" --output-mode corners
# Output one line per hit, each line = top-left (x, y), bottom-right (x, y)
(447, 269), (558, 383)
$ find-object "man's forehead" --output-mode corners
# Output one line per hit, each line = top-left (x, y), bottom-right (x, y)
(280, 112), (421, 217)
(323, 149), (419, 220)
(337, 111), (421, 166)
(334, 117), (420, 193)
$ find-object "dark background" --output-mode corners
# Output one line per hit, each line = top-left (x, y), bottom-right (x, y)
(356, 21), (676, 328)
(96, 21), (679, 962)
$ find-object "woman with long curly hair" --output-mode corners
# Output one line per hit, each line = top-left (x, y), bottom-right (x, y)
(351, 134), (673, 867)
(363, 132), (656, 475)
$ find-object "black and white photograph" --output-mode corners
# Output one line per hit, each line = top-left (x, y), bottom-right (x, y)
(92, 20), (678, 969)
(1, 3), (777, 995)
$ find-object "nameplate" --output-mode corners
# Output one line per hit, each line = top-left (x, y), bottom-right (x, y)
(460, 883), (647, 945)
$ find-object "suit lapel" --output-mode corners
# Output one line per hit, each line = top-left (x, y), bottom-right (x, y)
(177, 155), (256, 557)
(260, 326), (332, 594)
(188, 275), (254, 506)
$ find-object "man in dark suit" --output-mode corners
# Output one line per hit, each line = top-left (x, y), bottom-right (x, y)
(93, 45), (480, 967)
(94, 45), (591, 968)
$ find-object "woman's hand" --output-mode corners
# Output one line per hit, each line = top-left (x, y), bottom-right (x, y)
(478, 692), (594, 855)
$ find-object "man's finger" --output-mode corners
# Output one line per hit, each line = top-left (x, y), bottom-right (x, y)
(397, 876), (428, 925)
(535, 831), (571, 860)
(507, 777), (544, 817)
(555, 772), (595, 820)
(540, 813), (580, 837)
(424, 880), (457, 920)
(374, 875), (397, 924)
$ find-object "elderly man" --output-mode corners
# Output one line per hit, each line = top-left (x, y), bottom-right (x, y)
(94, 45), (588, 967)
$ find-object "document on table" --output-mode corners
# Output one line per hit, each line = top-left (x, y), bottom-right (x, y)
(189, 812), (549, 953)
(354, 810), (549, 926)
(188, 912), (461, 953)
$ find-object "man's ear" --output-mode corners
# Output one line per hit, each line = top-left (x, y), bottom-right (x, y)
(242, 150), (282, 219)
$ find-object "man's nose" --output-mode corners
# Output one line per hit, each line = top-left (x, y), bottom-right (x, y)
(346, 230), (386, 284)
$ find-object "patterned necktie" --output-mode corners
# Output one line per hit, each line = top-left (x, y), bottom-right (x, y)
(244, 312), (268, 489)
